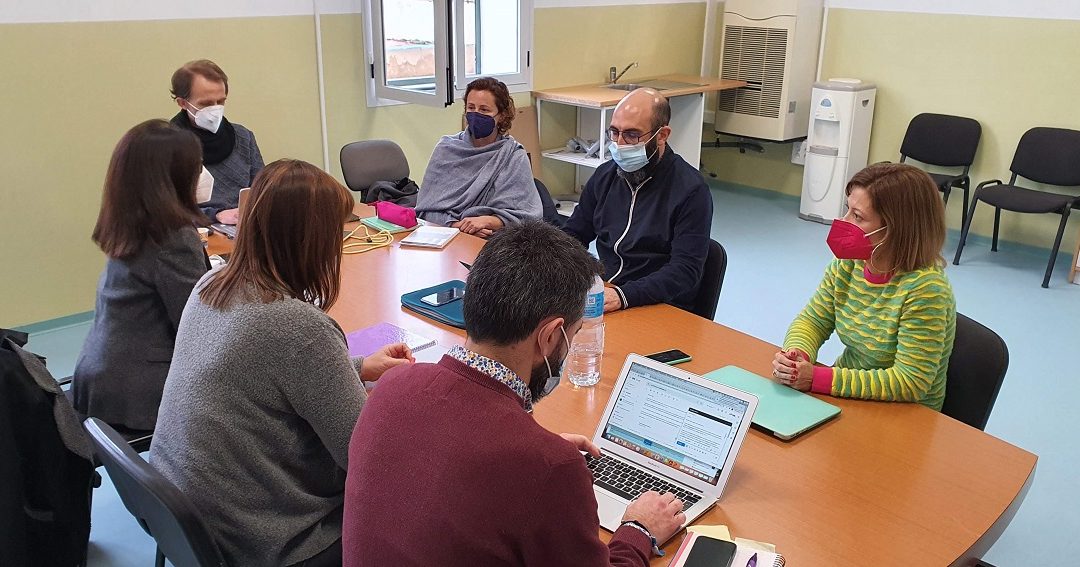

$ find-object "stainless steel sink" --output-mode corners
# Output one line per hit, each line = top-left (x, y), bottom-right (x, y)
(604, 79), (705, 91)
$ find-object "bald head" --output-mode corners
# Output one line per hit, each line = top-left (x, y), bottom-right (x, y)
(612, 88), (671, 133)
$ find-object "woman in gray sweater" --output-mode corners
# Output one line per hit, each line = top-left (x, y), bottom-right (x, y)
(151, 159), (413, 567)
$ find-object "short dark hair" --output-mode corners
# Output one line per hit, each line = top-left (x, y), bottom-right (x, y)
(464, 77), (515, 136)
(92, 120), (205, 259)
(170, 59), (229, 100)
(464, 221), (602, 345)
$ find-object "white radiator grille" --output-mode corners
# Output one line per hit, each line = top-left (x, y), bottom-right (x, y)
(718, 25), (789, 119)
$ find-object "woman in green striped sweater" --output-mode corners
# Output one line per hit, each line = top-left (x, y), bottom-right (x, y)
(773, 163), (956, 410)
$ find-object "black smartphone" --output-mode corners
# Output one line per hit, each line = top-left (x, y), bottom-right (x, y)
(645, 349), (693, 365)
(420, 288), (465, 307)
(683, 536), (737, 567)
(347, 213), (361, 222)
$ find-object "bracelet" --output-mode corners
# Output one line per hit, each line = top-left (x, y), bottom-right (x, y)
(619, 520), (665, 557)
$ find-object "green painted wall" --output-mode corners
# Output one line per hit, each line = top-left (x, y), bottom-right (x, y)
(6, 5), (1079, 326)
(701, 8), (1080, 253)
(1, 4), (708, 327)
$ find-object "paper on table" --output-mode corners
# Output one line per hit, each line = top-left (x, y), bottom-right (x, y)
(734, 537), (777, 553)
(686, 524), (732, 541)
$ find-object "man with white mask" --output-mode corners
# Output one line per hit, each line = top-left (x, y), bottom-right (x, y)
(169, 59), (264, 225)
(563, 88), (713, 314)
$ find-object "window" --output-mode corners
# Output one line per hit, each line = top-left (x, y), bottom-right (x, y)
(365, 0), (532, 107)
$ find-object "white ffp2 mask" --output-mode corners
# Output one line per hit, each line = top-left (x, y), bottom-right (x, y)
(186, 103), (225, 134)
(196, 166), (214, 203)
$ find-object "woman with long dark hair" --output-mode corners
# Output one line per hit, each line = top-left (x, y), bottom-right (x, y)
(72, 119), (208, 431)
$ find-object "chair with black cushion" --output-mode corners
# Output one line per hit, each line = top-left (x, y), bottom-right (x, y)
(690, 240), (727, 320)
(953, 127), (1080, 288)
(941, 313), (1009, 431)
(339, 139), (410, 199)
(533, 178), (564, 227)
(84, 417), (226, 567)
(898, 113), (982, 228)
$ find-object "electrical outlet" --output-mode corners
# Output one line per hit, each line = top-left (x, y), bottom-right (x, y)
(791, 141), (807, 165)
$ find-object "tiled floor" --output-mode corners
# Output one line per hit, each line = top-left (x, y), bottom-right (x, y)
(25, 181), (1080, 566)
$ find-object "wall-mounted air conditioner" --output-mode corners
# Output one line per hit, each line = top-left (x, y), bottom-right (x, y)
(714, 0), (824, 142)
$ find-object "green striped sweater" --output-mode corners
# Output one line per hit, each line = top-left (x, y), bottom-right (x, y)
(783, 259), (956, 410)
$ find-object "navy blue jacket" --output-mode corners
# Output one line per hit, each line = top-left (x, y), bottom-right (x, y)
(563, 149), (713, 311)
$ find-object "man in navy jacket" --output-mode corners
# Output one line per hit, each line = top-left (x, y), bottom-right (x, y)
(563, 88), (713, 313)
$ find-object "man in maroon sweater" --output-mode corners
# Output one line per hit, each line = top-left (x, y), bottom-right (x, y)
(342, 221), (685, 566)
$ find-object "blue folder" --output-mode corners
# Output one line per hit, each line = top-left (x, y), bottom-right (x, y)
(401, 280), (466, 329)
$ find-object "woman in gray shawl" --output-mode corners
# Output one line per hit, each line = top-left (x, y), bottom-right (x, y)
(415, 77), (541, 238)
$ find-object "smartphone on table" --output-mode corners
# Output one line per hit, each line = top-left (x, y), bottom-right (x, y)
(645, 349), (692, 365)
(420, 288), (465, 307)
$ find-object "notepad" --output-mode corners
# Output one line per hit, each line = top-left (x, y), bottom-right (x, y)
(399, 225), (459, 248)
(345, 322), (437, 357)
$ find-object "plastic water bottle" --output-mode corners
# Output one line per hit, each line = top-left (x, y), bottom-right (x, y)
(567, 276), (605, 387)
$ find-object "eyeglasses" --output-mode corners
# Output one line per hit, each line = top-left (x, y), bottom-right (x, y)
(607, 127), (656, 145)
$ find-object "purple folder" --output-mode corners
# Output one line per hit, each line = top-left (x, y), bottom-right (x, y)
(346, 322), (437, 357)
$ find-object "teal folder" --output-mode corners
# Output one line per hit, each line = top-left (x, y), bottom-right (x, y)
(703, 365), (840, 441)
(401, 280), (466, 329)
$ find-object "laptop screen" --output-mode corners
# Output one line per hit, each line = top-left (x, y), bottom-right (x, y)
(603, 362), (750, 485)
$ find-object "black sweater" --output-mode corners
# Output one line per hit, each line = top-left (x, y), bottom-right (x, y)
(563, 149), (713, 311)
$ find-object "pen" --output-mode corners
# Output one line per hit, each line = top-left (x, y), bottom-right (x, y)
(459, 261), (472, 270)
(746, 552), (757, 567)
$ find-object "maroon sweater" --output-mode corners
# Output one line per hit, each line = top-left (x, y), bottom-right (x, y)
(342, 356), (652, 567)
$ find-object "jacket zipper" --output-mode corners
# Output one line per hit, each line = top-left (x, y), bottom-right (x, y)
(608, 177), (651, 283)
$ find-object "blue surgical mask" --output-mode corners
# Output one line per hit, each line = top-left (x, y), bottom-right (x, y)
(466, 111), (497, 139)
(607, 130), (659, 173)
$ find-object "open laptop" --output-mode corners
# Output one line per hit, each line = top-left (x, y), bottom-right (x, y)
(587, 354), (758, 540)
(209, 187), (251, 239)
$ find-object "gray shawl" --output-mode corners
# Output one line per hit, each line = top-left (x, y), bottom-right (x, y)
(415, 131), (541, 226)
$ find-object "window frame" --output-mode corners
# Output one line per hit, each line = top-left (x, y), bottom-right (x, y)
(363, 0), (533, 108)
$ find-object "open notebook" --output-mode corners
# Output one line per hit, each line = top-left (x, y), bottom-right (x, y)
(399, 226), (459, 249)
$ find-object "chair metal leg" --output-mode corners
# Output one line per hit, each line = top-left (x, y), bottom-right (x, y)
(960, 180), (970, 229)
(941, 183), (952, 204)
(953, 191), (980, 265)
(1043, 208), (1071, 288)
(992, 207), (1001, 251)
(155, 547), (165, 567)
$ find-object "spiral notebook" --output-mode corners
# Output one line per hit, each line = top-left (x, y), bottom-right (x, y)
(669, 532), (785, 567)
(345, 322), (437, 357)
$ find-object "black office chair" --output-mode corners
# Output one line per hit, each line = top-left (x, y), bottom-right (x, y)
(898, 113), (982, 228)
(690, 240), (727, 320)
(340, 139), (410, 202)
(941, 314), (1009, 431)
(534, 178), (564, 227)
(83, 418), (226, 567)
(953, 127), (1080, 288)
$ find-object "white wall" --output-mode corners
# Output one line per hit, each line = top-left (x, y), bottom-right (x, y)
(828, 0), (1080, 21)
(0, 0), (363, 23)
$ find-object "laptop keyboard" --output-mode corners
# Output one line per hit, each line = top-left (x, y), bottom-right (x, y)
(585, 454), (701, 511)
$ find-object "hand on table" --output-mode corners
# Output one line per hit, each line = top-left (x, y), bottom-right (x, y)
(452, 215), (503, 237)
(360, 343), (414, 381)
(772, 349), (813, 391)
(602, 287), (623, 313)
(215, 208), (240, 225)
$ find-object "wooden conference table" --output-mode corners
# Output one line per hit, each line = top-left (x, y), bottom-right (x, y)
(207, 207), (1036, 567)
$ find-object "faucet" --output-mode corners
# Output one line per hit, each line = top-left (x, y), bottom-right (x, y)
(609, 62), (638, 84)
